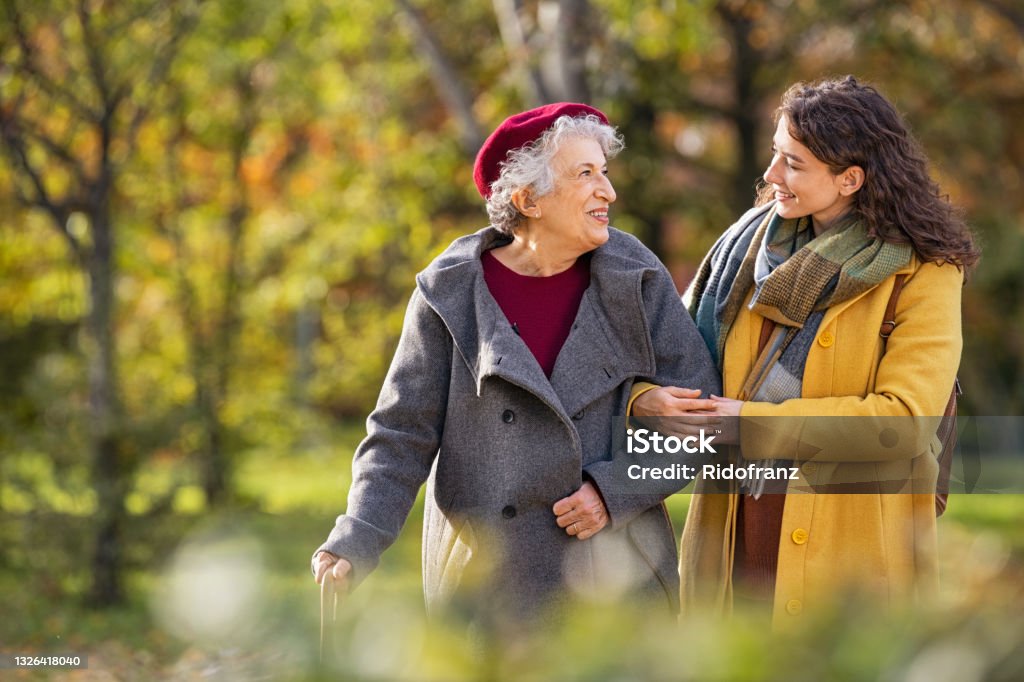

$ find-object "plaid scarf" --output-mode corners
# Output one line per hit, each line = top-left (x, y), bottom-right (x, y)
(688, 202), (912, 495)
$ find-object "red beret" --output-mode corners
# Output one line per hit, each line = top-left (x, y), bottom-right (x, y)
(473, 102), (609, 199)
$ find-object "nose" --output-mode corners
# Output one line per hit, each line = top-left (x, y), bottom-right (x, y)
(763, 154), (783, 185)
(597, 173), (616, 204)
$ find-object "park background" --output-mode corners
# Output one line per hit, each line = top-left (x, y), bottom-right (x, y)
(1, 0), (1022, 679)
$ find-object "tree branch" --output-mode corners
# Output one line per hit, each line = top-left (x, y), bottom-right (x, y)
(492, 0), (552, 105)
(20, 121), (91, 188)
(76, 0), (114, 110)
(0, 129), (84, 258)
(210, 68), (258, 404)
(396, 0), (484, 155)
(3, 0), (101, 123)
(122, 1), (204, 154)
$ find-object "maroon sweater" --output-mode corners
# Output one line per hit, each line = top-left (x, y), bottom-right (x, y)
(481, 250), (590, 377)
(733, 494), (785, 602)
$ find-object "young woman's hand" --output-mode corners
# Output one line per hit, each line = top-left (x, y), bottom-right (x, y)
(709, 395), (743, 444)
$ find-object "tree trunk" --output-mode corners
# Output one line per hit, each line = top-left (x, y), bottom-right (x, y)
(85, 203), (127, 606)
(555, 0), (591, 103)
(720, 2), (765, 211)
(294, 303), (319, 405)
(202, 85), (253, 506)
(200, 402), (227, 506)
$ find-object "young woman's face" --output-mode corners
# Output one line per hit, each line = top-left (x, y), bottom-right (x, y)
(763, 116), (856, 231)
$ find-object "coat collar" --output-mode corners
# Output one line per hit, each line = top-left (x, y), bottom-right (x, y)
(416, 226), (658, 419)
(819, 253), (923, 329)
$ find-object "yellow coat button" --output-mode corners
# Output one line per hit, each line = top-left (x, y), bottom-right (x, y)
(817, 330), (835, 347)
(791, 528), (809, 545)
(786, 599), (803, 615)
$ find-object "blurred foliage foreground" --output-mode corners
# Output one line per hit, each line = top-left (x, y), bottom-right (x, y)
(1, 420), (1023, 681)
(3, 0), (1024, 678)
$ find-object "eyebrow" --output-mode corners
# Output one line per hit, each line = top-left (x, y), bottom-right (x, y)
(773, 140), (806, 165)
(572, 161), (608, 172)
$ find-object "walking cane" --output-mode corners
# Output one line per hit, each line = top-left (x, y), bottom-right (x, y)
(319, 572), (338, 664)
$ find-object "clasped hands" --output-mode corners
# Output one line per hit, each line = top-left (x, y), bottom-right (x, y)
(632, 386), (742, 444)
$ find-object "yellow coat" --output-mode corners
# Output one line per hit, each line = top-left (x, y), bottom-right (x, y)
(677, 255), (963, 628)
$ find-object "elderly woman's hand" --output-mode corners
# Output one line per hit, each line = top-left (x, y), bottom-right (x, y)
(553, 481), (609, 540)
(633, 386), (720, 437)
(314, 551), (352, 589)
(634, 386), (717, 417)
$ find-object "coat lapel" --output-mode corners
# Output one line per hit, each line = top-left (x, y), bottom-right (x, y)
(549, 280), (651, 418)
(417, 226), (657, 421)
(416, 228), (567, 417)
(474, 285), (567, 416)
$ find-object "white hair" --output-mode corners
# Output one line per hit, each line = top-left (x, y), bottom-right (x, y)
(485, 115), (625, 235)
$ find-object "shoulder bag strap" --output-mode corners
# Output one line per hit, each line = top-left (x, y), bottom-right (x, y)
(879, 273), (957, 517)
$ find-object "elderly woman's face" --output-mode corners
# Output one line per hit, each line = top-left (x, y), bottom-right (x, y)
(533, 136), (617, 253)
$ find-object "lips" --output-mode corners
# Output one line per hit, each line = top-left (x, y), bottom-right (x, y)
(587, 208), (609, 222)
(775, 190), (795, 201)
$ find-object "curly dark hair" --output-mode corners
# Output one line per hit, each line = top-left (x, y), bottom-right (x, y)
(757, 75), (979, 270)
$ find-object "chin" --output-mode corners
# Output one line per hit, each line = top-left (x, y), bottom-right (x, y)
(775, 203), (806, 220)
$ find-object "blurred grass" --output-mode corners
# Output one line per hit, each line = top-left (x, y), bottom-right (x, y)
(1, 421), (1023, 679)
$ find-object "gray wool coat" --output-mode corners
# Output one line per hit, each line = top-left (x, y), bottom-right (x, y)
(315, 226), (720, 621)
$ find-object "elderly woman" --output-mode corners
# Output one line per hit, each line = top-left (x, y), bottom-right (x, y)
(312, 103), (719, 624)
(633, 77), (979, 627)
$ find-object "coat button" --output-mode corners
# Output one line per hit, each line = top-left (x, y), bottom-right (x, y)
(791, 528), (809, 545)
(817, 330), (835, 347)
(502, 409), (515, 424)
(785, 599), (803, 615)
(572, 409), (585, 421)
(501, 505), (516, 519)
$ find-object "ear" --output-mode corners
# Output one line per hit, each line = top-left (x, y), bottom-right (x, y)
(838, 166), (865, 196)
(511, 188), (540, 218)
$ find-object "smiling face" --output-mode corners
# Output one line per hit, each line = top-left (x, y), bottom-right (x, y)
(531, 136), (617, 255)
(764, 116), (861, 232)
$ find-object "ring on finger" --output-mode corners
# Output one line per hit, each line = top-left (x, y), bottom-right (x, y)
(572, 522), (578, 533)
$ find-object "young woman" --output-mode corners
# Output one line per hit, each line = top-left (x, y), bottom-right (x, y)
(634, 76), (979, 627)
